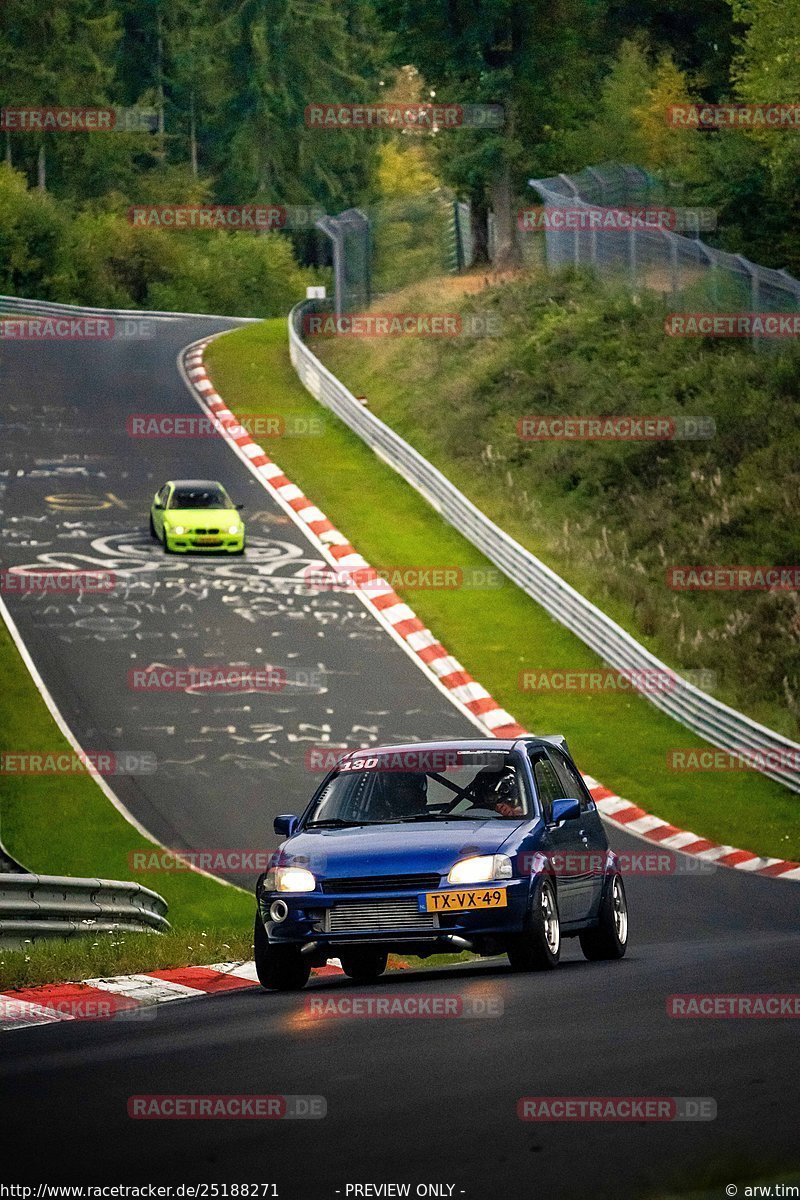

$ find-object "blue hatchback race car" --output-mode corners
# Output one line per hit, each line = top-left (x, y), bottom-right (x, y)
(254, 736), (628, 990)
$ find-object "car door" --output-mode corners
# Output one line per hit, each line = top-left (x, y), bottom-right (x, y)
(528, 748), (585, 923)
(547, 747), (606, 919)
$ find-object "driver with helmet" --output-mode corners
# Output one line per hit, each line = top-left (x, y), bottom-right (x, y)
(468, 767), (524, 817)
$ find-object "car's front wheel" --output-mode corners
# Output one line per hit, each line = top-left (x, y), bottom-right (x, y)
(339, 948), (388, 983)
(149, 513), (157, 538)
(507, 876), (561, 971)
(254, 912), (311, 991)
(579, 873), (628, 961)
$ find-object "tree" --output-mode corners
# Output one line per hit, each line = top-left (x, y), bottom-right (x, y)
(0, 0), (120, 192)
(558, 38), (704, 185)
(373, 0), (604, 266)
(603, 0), (738, 97)
(727, 0), (800, 193)
(211, 0), (385, 212)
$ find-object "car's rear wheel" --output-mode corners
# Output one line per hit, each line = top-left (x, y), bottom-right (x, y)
(253, 912), (311, 991)
(507, 877), (560, 971)
(339, 948), (388, 983)
(579, 873), (628, 961)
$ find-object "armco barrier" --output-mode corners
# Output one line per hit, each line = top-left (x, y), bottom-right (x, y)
(0, 874), (170, 949)
(288, 300), (800, 793)
(0, 294), (262, 323)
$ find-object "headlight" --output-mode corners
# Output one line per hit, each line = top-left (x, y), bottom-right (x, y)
(171, 525), (186, 535)
(265, 865), (316, 892)
(447, 854), (513, 885)
(227, 523), (240, 535)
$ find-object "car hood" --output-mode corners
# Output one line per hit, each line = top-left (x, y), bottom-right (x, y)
(281, 820), (527, 878)
(163, 508), (239, 526)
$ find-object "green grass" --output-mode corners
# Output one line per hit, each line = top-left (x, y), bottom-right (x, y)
(0, 619), (253, 990)
(206, 318), (799, 862)
(0, 927), (255, 993)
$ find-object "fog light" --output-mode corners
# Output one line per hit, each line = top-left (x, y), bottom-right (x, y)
(270, 899), (289, 923)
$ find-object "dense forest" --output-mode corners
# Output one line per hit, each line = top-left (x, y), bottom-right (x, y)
(1, 0), (798, 310)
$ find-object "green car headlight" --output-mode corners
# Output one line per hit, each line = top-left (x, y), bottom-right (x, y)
(172, 525), (186, 535)
(227, 523), (241, 535)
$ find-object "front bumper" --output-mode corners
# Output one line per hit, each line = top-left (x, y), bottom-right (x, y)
(165, 532), (245, 553)
(259, 879), (529, 949)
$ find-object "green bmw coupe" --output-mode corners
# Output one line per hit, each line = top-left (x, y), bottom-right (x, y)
(149, 479), (245, 554)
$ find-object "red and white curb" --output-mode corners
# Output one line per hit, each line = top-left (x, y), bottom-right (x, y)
(181, 337), (800, 886)
(0, 961), (344, 1031)
(580, 776), (800, 878)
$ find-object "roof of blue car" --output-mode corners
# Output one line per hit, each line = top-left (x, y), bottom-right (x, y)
(347, 736), (564, 756)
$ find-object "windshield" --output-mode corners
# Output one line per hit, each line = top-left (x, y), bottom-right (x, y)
(304, 751), (529, 826)
(169, 486), (232, 510)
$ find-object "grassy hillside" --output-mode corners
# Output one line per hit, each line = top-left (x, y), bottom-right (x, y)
(315, 270), (800, 742)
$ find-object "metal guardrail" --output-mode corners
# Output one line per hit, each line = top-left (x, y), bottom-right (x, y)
(0, 294), (261, 322)
(288, 300), (800, 792)
(0, 875), (170, 948)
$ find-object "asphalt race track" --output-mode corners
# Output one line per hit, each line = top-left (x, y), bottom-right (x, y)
(0, 303), (469, 880)
(1, 303), (799, 1198)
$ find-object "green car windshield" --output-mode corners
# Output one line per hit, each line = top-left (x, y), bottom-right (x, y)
(168, 486), (233, 510)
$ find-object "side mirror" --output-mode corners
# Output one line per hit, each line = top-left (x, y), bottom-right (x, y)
(274, 814), (299, 838)
(550, 797), (580, 826)
(153, 498), (163, 510)
(236, 503), (244, 510)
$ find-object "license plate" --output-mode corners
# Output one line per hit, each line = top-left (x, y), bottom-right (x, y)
(424, 887), (507, 913)
(195, 536), (220, 544)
